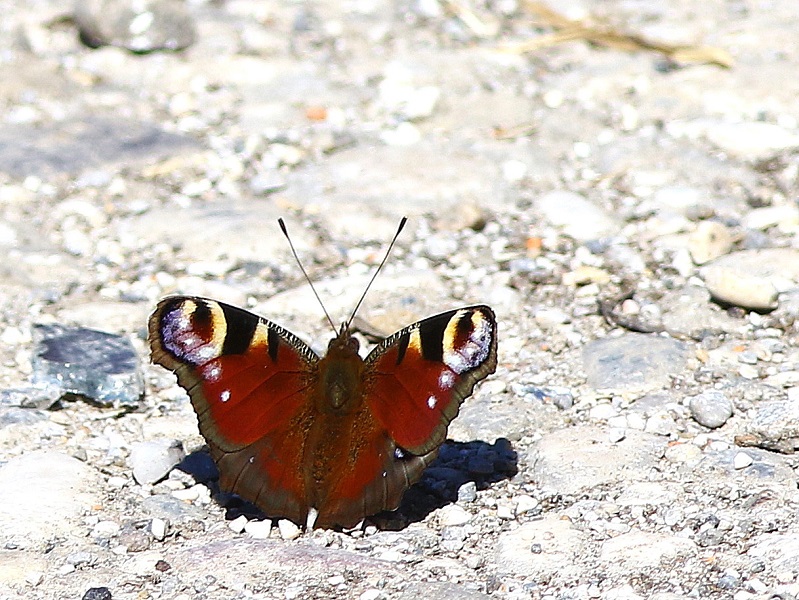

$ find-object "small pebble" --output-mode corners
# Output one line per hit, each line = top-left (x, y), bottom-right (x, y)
(590, 403), (617, 420)
(171, 485), (201, 502)
(689, 390), (733, 429)
(228, 515), (248, 534)
(664, 443), (702, 464)
(533, 307), (570, 328)
(129, 440), (185, 485)
(244, 519), (272, 539)
(92, 520), (121, 538)
(457, 481), (478, 503)
(737, 351), (759, 365)
(496, 504), (515, 520)
(278, 519), (301, 540)
(502, 159), (527, 183)
(515, 495), (539, 515)
(438, 505), (472, 527)
(607, 428), (627, 443)
(150, 518), (167, 541)
(688, 221), (733, 265)
(702, 265), (778, 311)
(733, 452), (753, 469)
(107, 476), (128, 489)
(82, 588), (112, 600)
(739, 365), (759, 380)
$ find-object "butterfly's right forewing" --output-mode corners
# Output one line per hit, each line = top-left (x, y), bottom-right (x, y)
(148, 296), (319, 523)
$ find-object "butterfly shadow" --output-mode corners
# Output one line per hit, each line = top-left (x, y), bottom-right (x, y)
(175, 437), (517, 532)
(373, 437), (518, 530)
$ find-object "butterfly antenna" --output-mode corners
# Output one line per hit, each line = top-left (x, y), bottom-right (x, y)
(278, 218), (338, 333)
(346, 217), (407, 328)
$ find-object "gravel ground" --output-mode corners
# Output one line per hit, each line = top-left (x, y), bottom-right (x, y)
(1, 0), (799, 599)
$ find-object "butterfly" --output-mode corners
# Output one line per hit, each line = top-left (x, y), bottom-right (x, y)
(148, 221), (498, 529)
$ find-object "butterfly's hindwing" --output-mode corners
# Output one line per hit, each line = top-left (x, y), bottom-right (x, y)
(365, 305), (498, 456)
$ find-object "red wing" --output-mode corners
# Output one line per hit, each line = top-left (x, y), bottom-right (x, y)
(364, 306), (498, 456)
(308, 404), (440, 529)
(148, 296), (319, 523)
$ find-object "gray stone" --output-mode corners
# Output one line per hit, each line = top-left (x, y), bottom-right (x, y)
(747, 533), (799, 572)
(31, 323), (143, 407)
(495, 515), (588, 578)
(75, 0), (196, 52)
(398, 582), (490, 600)
(659, 285), (746, 339)
(689, 390), (734, 429)
(457, 481), (477, 503)
(599, 530), (696, 569)
(688, 221), (734, 265)
(529, 426), (666, 495)
(81, 587), (112, 600)
(139, 493), (207, 522)
(0, 385), (60, 410)
(702, 121), (799, 162)
(167, 537), (402, 593)
(702, 248), (799, 311)
(448, 394), (529, 445)
(536, 190), (619, 241)
(0, 406), (48, 428)
(582, 333), (688, 393)
(742, 399), (799, 453)
(129, 439), (185, 485)
(0, 118), (198, 178)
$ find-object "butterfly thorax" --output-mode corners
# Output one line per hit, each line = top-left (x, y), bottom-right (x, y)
(316, 328), (365, 413)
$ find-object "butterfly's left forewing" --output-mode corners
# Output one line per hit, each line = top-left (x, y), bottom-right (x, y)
(148, 296), (319, 524)
(314, 306), (497, 527)
(365, 306), (498, 456)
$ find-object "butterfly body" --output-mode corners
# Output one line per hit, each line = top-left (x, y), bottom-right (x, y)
(149, 296), (497, 529)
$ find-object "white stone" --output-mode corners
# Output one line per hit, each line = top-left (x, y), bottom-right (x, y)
(278, 519), (301, 540)
(92, 520), (121, 538)
(171, 486), (201, 502)
(438, 505), (472, 527)
(129, 439), (185, 485)
(244, 519), (272, 539)
(514, 495), (539, 515)
(733, 452), (754, 469)
(150, 518), (167, 541)
(228, 515), (248, 534)
(703, 121), (799, 161)
(496, 504), (515, 520)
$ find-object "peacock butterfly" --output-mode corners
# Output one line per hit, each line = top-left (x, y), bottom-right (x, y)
(147, 220), (498, 529)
